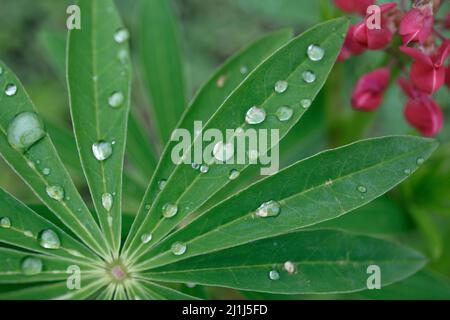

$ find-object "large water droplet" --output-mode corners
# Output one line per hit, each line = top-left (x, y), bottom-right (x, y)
(213, 141), (234, 162)
(162, 203), (178, 218)
(307, 44), (325, 61)
(416, 157), (425, 166)
(0, 217), (11, 229)
(191, 163), (200, 170)
(283, 261), (296, 274)
(5, 84), (17, 96)
(274, 80), (288, 94)
(171, 242), (187, 256)
(46, 185), (64, 201)
(302, 70), (316, 83)
(21, 257), (43, 275)
(7, 112), (46, 151)
(269, 270), (280, 280)
(42, 168), (51, 176)
(114, 28), (129, 43)
(108, 91), (124, 108)
(141, 233), (153, 244)
(357, 185), (367, 193)
(300, 99), (312, 109)
(229, 169), (240, 180)
(158, 179), (167, 190)
(255, 200), (281, 218)
(39, 229), (61, 250)
(245, 106), (266, 125)
(276, 106), (293, 122)
(200, 164), (209, 173)
(102, 193), (113, 212)
(92, 141), (112, 161)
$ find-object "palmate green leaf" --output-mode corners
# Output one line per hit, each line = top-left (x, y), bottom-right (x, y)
(134, 136), (437, 269)
(0, 188), (100, 264)
(139, 229), (426, 294)
(139, 0), (186, 144)
(0, 62), (108, 258)
(67, 0), (132, 255)
(125, 18), (347, 260)
(124, 28), (293, 249)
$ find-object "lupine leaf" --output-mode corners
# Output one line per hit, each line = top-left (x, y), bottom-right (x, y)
(134, 280), (200, 300)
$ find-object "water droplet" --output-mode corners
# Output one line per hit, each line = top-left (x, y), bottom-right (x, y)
(5, 84), (17, 96)
(302, 70), (316, 83)
(7, 112), (46, 151)
(102, 193), (113, 212)
(276, 106), (293, 122)
(0, 217), (11, 229)
(283, 261), (296, 274)
(274, 80), (288, 94)
(141, 233), (152, 244)
(255, 200), (281, 218)
(39, 229), (61, 250)
(357, 185), (367, 193)
(213, 141), (234, 162)
(21, 257), (43, 275)
(68, 249), (82, 257)
(107, 216), (113, 227)
(240, 65), (248, 75)
(92, 141), (112, 161)
(42, 168), (50, 176)
(216, 75), (226, 88)
(269, 270), (280, 280)
(300, 99), (312, 109)
(158, 179), (167, 190)
(114, 28), (129, 43)
(171, 242), (187, 256)
(23, 230), (33, 237)
(307, 44), (325, 61)
(117, 49), (128, 63)
(200, 164), (209, 173)
(162, 203), (178, 218)
(245, 106), (266, 125)
(108, 91), (124, 108)
(186, 282), (197, 288)
(145, 204), (151, 211)
(191, 163), (200, 170)
(92, 76), (98, 82)
(46, 185), (64, 201)
(416, 157), (425, 166)
(229, 169), (240, 180)
(404, 168), (411, 175)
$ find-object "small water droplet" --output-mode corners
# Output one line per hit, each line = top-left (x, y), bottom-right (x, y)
(404, 168), (411, 175)
(200, 164), (209, 173)
(255, 200), (281, 218)
(307, 44), (325, 61)
(102, 193), (113, 212)
(21, 257), (43, 275)
(145, 204), (151, 211)
(300, 99), (312, 109)
(108, 91), (124, 108)
(186, 282), (197, 288)
(158, 179), (167, 190)
(171, 242), (187, 256)
(7, 112), (46, 151)
(0, 217), (11, 229)
(23, 230), (33, 237)
(114, 28), (129, 43)
(92, 76), (98, 82)
(117, 49), (128, 63)
(269, 270), (280, 280)
(229, 169), (240, 180)
(283, 261), (296, 274)
(357, 185), (367, 193)
(240, 65), (248, 75)
(276, 106), (293, 122)
(42, 168), (50, 176)
(68, 249), (82, 257)
(46, 185), (65, 201)
(141, 233), (152, 244)
(191, 163), (200, 170)
(274, 80), (288, 93)
(245, 106), (266, 125)
(416, 157), (425, 166)
(213, 141), (234, 162)
(302, 70), (316, 83)
(39, 229), (61, 250)
(162, 203), (178, 218)
(5, 84), (17, 96)
(92, 141), (112, 161)
(216, 75), (226, 88)
(27, 160), (35, 169)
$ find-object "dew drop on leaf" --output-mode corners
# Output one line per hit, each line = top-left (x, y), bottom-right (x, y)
(404, 168), (411, 175)
(46, 185), (65, 201)
(302, 70), (316, 83)
(0, 217), (11, 229)
(158, 179), (167, 190)
(108, 91), (124, 108)
(269, 270), (280, 280)
(200, 164), (209, 173)
(162, 203), (178, 218)
(92, 141), (113, 161)
(357, 185), (367, 193)
(4, 83), (17, 96)
(216, 75), (226, 88)
(42, 168), (51, 176)
(23, 230), (33, 237)
(274, 80), (288, 94)
(245, 106), (266, 125)
(102, 193), (113, 212)
(117, 49), (128, 63)
(39, 229), (61, 250)
(416, 157), (425, 166)
(171, 242), (187, 256)
(283, 261), (296, 274)
(7, 112), (46, 151)
(21, 257), (43, 275)
(114, 28), (129, 43)
(229, 169), (240, 180)
(300, 99), (312, 109)
(141, 233), (152, 244)
(191, 163), (200, 170)
(107, 216), (113, 227)
(276, 106), (293, 122)
(255, 200), (281, 218)
(213, 141), (234, 162)
(307, 44), (325, 61)
(240, 65), (248, 75)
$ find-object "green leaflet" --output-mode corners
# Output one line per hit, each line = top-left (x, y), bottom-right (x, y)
(0, 62), (109, 258)
(139, 229), (426, 294)
(134, 136), (437, 269)
(131, 281), (200, 300)
(67, 0), (132, 254)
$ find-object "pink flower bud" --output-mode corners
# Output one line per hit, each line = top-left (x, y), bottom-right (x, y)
(400, 42), (450, 94)
(334, 0), (375, 15)
(399, 5), (434, 44)
(337, 25), (366, 61)
(351, 68), (390, 111)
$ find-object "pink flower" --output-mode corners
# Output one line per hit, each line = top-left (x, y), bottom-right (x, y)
(337, 25), (366, 61)
(353, 3), (397, 50)
(351, 68), (390, 111)
(399, 5), (434, 44)
(398, 78), (443, 137)
(400, 42), (450, 94)
(334, 0), (375, 16)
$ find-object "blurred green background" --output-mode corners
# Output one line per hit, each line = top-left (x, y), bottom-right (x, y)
(1, 0), (449, 299)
